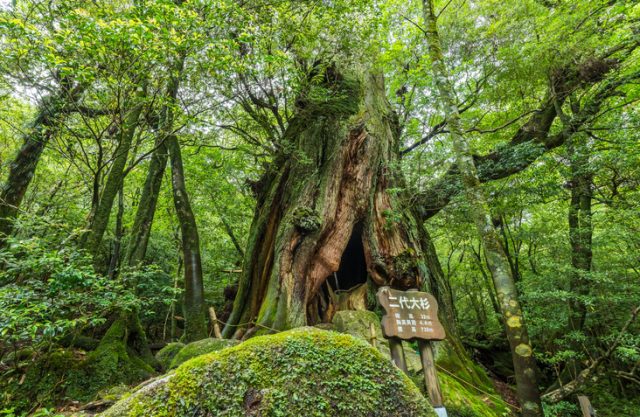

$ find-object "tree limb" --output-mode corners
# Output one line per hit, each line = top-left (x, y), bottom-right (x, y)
(414, 56), (637, 220)
(542, 305), (640, 403)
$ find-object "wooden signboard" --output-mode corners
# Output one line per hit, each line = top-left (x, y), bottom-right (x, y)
(377, 286), (448, 416)
(377, 287), (445, 341)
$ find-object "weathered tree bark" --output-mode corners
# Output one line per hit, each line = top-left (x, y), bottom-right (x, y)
(166, 133), (208, 342)
(566, 134), (593, 333)
(85, 89), (145, 258)
(0, 83), (84, 243)
(421, 1), (543, 415)
(223, 69), (437, 338)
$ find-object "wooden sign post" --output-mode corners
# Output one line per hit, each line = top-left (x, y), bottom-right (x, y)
(377, 287), (448, 417)
(577, 396), (596, 417)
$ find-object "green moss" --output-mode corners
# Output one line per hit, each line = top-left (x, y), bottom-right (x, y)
(0, 348), (77, 411)
(169, 338), (239, 369)
(101, 328), (435, 417)
(333, 310), (383, 341)
(439, 373), (511, 417)
(154, 342), (185, 370)
(77, 318), (155, 397)
(1, 318), (159, 413)
(291, 206), (322, 233)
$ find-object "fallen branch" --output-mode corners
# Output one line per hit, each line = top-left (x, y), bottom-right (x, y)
(542, 305), (640, 403)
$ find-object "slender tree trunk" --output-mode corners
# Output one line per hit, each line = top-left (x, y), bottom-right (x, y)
(496, 214), (522, 283)
(124, 137), (169, 266)
(416, 220), (457, 333)
(85, 90), (145, 257)
(220, 214), (245, 258)
(167, 133), (207, 342)
(421, 1), (543, 416)
(124, 51), (182, 267)
(472, 244), (503, 323)
(0, 84), (84, 242)
(567, 134), (593, 333)
(108, 187), (125, 279)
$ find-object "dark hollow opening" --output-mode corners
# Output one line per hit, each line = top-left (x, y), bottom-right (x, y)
(329, 222), (368, 291)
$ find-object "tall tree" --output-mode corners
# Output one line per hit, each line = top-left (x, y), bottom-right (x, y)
(223, 68), (442, 337)
(0, 82), (85, 243)
(566, 134), (593, 333)
(160, 52), (207, 341)
(84, 86), (146, 258)
(420, 0), (543, 415)
(124, 139), (168, 267)
(167, 132), (207, 342)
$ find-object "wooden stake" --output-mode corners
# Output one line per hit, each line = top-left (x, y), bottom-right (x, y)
(418, 340), (444, 408)
(577, 396), (594, 417)
(369, 322), (377, 349)
(208, 306), (222, 339)
(389, 337), (408, 374)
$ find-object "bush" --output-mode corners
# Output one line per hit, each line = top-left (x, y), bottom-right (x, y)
(0, 235), (137, 358)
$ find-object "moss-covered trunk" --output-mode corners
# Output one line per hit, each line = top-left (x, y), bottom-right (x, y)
(0, 83), (85, 243)
(124, 139), (168, 266)
(84, 90), (145, 259)
(223, 71), (437, 338)
(167, 133), (207, 342)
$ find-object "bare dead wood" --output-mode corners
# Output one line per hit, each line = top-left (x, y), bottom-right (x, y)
(209, 306), (222, 338)
(542, 305), (640, 403)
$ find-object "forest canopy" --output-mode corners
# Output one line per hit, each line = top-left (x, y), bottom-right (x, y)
(0, 0), (639, 416)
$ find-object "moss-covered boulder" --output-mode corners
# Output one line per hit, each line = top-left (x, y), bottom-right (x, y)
(154, 342), (185, 370)
(332, 310), (422, 372)
(100, 327), (435, 417)
(332, 310), (383, 342)
(168, 338), (239, 369)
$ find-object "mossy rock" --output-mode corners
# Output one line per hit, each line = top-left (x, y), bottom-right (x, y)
(332, 310), (422, 372)
(332, 310), (383, 341)
(0, 344), (152, 413)
(100, 327), (435, 417)
(438, 373), (512, 417)
(155, 342), (185, 370)
(169, 338), (239, 369)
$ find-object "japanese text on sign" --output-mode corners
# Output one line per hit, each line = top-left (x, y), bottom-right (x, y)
(377, 287), (445, 341)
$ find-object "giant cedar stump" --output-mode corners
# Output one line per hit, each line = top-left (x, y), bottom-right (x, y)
(224, 69), (437, 338)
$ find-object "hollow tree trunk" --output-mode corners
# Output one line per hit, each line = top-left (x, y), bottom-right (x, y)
(167, 133), (208, 342)
(223, 70), (434, 338)
(0, 84), (84, 243)
(421, 1), (543, 415)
